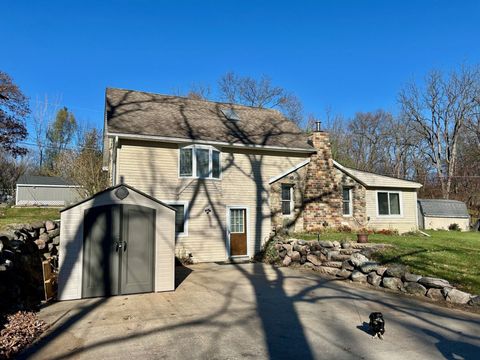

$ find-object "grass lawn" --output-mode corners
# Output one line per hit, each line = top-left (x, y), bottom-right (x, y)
(295, 230), (480, 295)
(0, 207), (60, 231)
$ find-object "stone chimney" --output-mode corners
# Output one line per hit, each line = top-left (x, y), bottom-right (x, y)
(303, 128), (342, 231)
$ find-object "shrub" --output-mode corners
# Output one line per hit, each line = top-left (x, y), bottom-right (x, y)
(337, 225), (352, 233)
(375, 229), (399, 236)
(448, 223), (461, 231)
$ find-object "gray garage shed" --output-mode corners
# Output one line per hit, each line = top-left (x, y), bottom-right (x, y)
(417, 199), (470, 231)
(58, 184), (176, 300)
(16, 175), (82, 206)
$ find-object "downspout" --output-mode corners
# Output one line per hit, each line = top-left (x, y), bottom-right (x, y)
(112, 136), (119, 186)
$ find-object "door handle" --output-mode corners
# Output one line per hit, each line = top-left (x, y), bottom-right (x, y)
(123, 241), (127, 252)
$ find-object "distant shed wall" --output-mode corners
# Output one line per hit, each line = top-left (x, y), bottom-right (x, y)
(16, 185), (82, 206)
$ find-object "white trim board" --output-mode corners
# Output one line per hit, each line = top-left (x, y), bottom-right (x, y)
(16, 184), (81, 188)
(269, 159), (311, 184)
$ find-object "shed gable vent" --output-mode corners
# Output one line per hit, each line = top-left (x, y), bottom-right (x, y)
(221, 108), (240, 121)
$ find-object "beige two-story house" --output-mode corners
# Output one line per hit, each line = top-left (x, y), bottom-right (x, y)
(104, 88), (421, 262)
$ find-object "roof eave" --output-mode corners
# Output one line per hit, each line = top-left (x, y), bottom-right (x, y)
(107, 132), (316, 154)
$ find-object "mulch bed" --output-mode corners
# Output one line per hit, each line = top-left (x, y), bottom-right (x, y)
(0, 311), (47, 359)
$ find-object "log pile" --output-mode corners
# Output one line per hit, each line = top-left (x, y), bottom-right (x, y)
(274, 238), (480, 306)
(0, 220), (59, 312)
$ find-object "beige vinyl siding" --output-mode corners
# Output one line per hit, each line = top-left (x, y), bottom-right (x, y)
(116, 140), (309, 262)
(58, 188), (175, 300)
(366, 188), (418, 233)
(424, 217), (470, 231)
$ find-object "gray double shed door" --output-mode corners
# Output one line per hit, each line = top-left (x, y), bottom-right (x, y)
(82, 204), (155, 298)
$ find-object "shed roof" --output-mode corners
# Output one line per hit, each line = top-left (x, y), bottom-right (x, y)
(17, 175), (76, 186)
(60, 183), (176, 212)
(418, 199), (469, 218)
(333, 161), (422, 189)
(105, 88), (315, 152)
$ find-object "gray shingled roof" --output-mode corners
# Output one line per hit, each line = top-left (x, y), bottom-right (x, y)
(418, 199), (469, 218)
(333, 161), (422, 189)
(17, 175), (75, 186)
(105, 88), (314, 151)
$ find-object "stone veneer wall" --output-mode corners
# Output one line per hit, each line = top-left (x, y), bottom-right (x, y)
(270, 167), (307, 233)
(302, 132), (343, 231)
(334, 168), (367, 229)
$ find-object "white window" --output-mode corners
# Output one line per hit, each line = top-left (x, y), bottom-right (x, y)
(342, 188), (352, 216)
(230, 209), (244, 233)
(163, 201), (189, 236)
(281, 184), (294, 215)
(179, 145), (221, 179)
(377, 191), (401, 216)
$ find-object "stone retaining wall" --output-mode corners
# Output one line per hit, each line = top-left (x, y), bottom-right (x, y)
(272, 237), (479, 307)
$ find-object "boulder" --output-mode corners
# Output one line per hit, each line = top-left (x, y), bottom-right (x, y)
(291, 251), (301, 262)
(351, 270), (367, 283)
(331, 254), (351, 262)
(367, 272), (382, 287)
(279, 249), (287, 258)
(34, 239), (46, 250)
(385, 264), (407, 278)
(319, 240), (334, 248)
(442, 288), (471, 305)
(39, 227), (46, 235)
(342, 260), (354, 271)
(300, 255), (307, 265)
(39, 233), (49, 243)
(341, 241), (352, 249)
(426, 288), (445, 301)
(283, 244), (293, 253)
(322, 261), (342, 269)
(403, 273), (422, 283)
(299, 245), (308, 255)
(327, 250), (340, 260)
(418, 277), (451, 289)
(332, 241), (341, 248)
(318, 267), (340, 276)
(45, 220), (56, 231)
(468, 296), (480, 307)
(48, 228), (60, 239)
(376, 267), (387, 276)
(359, 262), (380, 274)
(274, 243), (283, 251)
(337, 269), (352, 279)
(306, 254), (322, 266)
(339, 248), (354, 255)
(304, 262), (316, 270)
(382, 277), (405, 291)
(405, 282), (427, 296)
(282, 255), (292, 267)
(350, 253), (369, 267)
(297, 240), (307, 246)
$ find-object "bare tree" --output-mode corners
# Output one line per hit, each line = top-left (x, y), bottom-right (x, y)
(186, 83), (212, 100)
(217, 72), (303, 125)
(32, 95), (61, 169)
(53, 126), (108, 197)
(399, 66), (480, 198)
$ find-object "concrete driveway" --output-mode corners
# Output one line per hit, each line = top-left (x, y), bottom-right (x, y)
(23, 263), (480, 360)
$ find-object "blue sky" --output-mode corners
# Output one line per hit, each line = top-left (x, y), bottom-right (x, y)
(3, 0), (480, 132)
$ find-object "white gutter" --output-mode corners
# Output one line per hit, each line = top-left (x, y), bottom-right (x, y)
(16, 184), (81, 188)
(107, 132), (316, 154)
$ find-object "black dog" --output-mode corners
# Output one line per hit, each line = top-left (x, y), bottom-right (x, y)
(369, 312), (385, 339)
